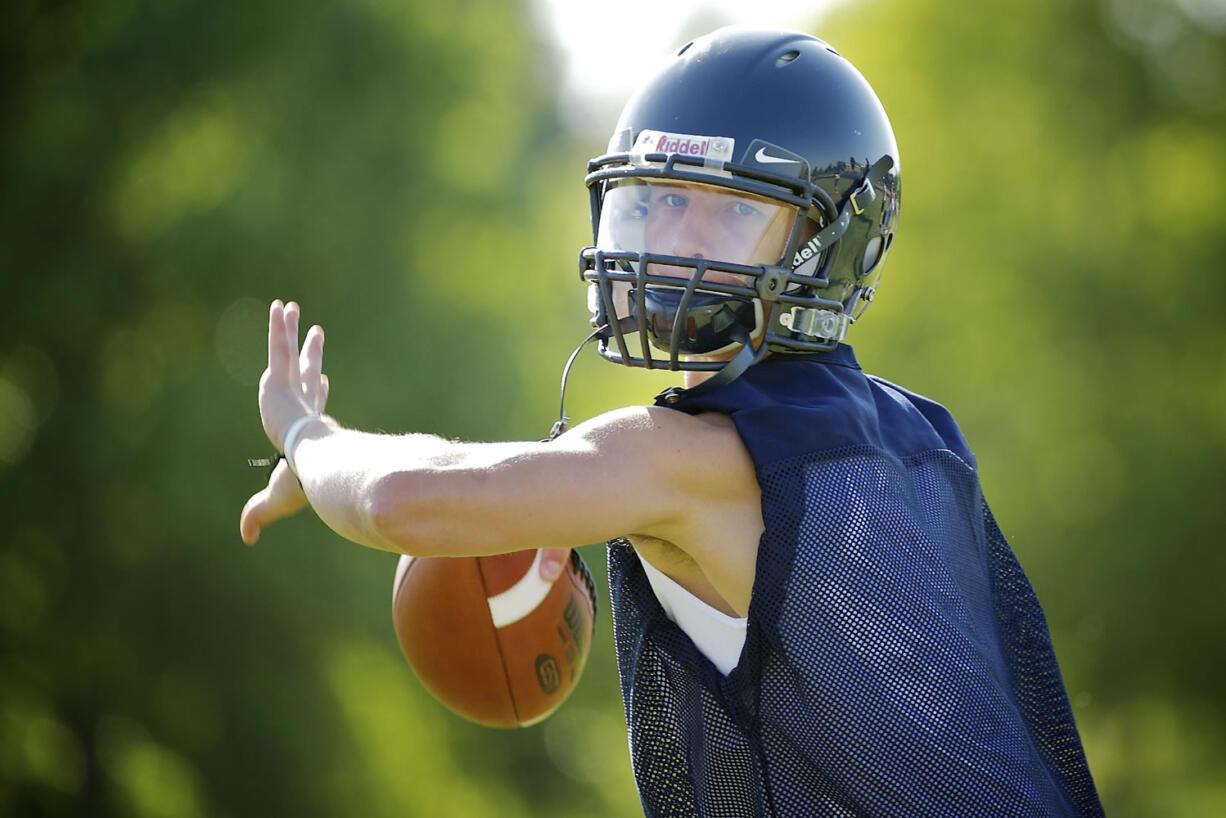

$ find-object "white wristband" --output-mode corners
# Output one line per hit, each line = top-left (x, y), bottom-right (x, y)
(282, 414), (325, 475)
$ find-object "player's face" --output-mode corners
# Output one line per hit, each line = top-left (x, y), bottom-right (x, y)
(591, 179), (798, 361)
(640, 182), (793, 281)
(597, 180), (795, 285)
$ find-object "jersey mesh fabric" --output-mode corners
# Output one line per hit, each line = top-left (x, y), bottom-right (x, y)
(607, 347), (1102, 817)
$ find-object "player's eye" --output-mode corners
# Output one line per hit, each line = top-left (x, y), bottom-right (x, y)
(659, 193), (688, 208)
(731, 201), (761, 218)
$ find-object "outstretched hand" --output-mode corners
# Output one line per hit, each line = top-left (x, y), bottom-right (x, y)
(240, 300), (329, 545)
(259, 300), (328, 450)
(239, 301), (575, 581)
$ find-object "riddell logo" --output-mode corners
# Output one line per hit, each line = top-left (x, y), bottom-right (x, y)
(632, 130), (734, 165)
(656, 135), (712, 156)
(793, 235), (823, 269)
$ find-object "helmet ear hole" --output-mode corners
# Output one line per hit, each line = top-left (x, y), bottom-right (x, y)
(861, 236), (883, 274)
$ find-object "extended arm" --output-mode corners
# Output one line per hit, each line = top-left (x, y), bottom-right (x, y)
(239, 301), (685, 552)
(239, 301), (761, 607)
(259, 406), (701, 557)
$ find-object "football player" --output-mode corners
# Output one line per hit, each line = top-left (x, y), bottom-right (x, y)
(241, 27), (1103, 817)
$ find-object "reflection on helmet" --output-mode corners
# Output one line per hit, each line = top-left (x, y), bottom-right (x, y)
(579, 27), (901, 375)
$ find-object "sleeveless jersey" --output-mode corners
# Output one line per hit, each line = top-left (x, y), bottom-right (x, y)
(607, 345), (1103, 817)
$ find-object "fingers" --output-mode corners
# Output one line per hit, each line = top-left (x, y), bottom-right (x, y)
(268, 300), (289, 386)
(284, 302), (303, 390)
(267, 299), (301, 389)
(268, 300), (319, 395)
(539, 547), (572, 582)
(261, 300), (331, 450)
(300, 325), (325, 408)
(317, 373), (330, 413)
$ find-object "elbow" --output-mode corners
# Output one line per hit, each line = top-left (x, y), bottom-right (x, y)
(367, 471), (450, 556)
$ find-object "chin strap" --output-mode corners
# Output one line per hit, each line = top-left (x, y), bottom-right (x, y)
(548, 321), (759, 438)
(653, 325), (760, 406)
(547, 325), (608, 441)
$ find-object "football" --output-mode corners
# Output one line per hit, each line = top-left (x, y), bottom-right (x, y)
(392, 549), (597, 728)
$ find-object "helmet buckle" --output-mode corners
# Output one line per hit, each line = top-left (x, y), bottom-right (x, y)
(779, 307), (849, 341)
(849, 179), (876, 216)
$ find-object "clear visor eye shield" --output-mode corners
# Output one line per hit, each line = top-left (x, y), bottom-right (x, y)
(579, 136), (884, 373)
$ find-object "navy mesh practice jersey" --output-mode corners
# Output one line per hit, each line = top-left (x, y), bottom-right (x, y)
(607, 345), (1103, 817)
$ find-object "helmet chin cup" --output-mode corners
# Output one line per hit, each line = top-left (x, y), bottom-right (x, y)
(628, 288), (760, 356)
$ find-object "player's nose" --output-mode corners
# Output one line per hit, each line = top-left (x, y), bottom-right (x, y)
(671, 212), (717, 261)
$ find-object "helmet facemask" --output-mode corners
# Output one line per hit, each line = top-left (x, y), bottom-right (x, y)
(588, 178), (796, 367)
(581, 134), (855, 372)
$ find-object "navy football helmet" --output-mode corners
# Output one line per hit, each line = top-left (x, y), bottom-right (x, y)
(580, 27), (900, 383)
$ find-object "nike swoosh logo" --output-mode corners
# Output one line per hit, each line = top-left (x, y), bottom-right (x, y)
(755, 147), (798, 164)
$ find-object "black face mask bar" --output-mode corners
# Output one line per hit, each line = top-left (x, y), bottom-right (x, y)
(586, 250), (765, 369)
(579, 239), (852, 371)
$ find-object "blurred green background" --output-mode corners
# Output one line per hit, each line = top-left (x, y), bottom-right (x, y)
(2, 0), (1224, 815)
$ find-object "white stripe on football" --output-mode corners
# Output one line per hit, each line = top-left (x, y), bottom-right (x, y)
(486, 549), (553, 628)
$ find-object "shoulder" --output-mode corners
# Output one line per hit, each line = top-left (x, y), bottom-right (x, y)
(865, 375), (976, 466)
(570, 404), (739, 447)
(566, 405), (757, 507)
(571, 404), (749, 472)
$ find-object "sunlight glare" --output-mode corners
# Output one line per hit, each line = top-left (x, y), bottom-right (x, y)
(532, 0), (850, 135)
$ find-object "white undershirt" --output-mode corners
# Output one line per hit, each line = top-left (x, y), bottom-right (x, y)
(636, 552), (748, 676)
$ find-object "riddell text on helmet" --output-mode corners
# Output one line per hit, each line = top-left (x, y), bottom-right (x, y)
(793, 235), (823, 269)
(655, 135), (712, 155)
(633, 130), (735, 164)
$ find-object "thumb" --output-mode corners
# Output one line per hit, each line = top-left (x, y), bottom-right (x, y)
(240, 489), (271, 546)
(538, 547), (572, 582)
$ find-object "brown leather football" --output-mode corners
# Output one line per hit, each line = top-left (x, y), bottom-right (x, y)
(392, 549), (597, 728)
